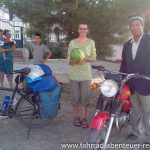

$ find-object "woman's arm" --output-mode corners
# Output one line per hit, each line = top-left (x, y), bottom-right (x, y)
(84, 56), (96, 62)
(67, 41), (77, 65)
(3, 41), (15, 52)
(3, 46), (15, 52)
(84, 40), (96, 62)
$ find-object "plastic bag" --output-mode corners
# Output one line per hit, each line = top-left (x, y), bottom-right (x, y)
(27, 64), (45, 83)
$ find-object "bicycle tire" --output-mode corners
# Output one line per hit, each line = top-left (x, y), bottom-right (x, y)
(16, 93), (53, 128)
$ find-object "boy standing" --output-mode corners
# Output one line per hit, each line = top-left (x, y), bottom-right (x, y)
(31, 33), (52, 64)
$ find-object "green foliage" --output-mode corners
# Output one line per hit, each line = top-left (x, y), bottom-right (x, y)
(48, 42), (68, 59)
(23, 41), (33, 59)
(144, 15), (150, 33)
(1, 0), (150, 59)
(25, 27), (48, 44)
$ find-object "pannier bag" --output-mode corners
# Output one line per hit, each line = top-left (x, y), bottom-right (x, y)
(25, 64), (61, 120)
(38, 85), (61, 120)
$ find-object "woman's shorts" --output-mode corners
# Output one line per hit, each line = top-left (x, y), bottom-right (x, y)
(70, 80), (91, 106)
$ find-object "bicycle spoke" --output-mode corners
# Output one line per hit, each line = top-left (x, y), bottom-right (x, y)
(16, 95), (52, 128)
(19, 107), (35, 112)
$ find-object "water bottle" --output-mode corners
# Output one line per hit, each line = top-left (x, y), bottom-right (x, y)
(1, 96), (11, 112)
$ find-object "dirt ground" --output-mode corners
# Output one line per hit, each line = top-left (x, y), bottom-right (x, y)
(0, 61), (145, 150)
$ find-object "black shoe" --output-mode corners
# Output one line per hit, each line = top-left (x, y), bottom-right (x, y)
(126, 133), (138, 141)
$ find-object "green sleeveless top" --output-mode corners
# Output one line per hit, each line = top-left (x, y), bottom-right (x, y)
(67, 38), (96, 81)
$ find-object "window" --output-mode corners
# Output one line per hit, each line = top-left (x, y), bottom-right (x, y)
(15, 30), (20, 39)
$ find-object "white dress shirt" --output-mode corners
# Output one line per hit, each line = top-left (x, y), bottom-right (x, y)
(131, 34), (143, 60)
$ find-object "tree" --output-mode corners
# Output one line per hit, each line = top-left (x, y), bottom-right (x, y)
(1, 0), (150, 59)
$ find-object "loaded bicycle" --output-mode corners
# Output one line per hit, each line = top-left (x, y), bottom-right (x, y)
(0, 65), (62, 138)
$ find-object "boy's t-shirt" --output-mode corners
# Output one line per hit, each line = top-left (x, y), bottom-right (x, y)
(31, 43), (49, 64)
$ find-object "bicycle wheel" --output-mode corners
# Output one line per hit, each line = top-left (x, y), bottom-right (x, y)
(16, 93), (53, 128)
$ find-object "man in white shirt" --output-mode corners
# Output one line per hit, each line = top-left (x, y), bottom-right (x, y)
(120, 16), (150, 145)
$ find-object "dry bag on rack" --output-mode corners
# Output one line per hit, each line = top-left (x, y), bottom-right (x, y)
(27, 76), (57, 92)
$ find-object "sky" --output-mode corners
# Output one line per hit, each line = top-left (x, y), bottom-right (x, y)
(0, 8), (9, 20)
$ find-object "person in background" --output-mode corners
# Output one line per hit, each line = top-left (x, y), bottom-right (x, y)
(31, 33), (52, 64)
(0, 29), (4, 45)
(0, 30), (15, 88)
(120, 16), (150, 145)
(0, 29), (8, 60)
(67, 23), (96, 128)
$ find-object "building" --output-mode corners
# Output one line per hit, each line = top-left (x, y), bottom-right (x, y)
(0, 8), (26, 48)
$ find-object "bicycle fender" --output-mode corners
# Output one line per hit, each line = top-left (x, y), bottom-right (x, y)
(89, 112), (109, 131)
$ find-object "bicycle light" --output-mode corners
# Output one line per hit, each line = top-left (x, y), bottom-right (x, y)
(100, 80), (118, 97)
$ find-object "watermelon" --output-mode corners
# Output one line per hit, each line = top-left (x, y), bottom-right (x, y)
(70, 48), (85, 63)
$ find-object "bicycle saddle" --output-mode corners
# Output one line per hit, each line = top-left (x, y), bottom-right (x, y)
(14, 68), (30, 75)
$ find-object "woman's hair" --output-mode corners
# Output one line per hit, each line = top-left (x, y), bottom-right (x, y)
(3, 29), (11, 35)
(79, 21), (88, 26)
(78, 22), (89, 30)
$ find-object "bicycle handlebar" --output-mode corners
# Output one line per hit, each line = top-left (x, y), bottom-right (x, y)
(92, 65), (150, 81)
(92, 65), (105, 71)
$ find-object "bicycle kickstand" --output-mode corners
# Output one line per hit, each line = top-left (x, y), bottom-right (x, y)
(26, 117), (34, 140)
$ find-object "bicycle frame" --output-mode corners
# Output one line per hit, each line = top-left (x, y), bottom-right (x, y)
(0, 67), (62, 139)
(0, 82), (33, 117)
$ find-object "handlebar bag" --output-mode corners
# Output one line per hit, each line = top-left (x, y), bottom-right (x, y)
(38, 85), (61, 119)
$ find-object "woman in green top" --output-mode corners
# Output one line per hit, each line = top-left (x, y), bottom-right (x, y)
(67, 23), (96, 128)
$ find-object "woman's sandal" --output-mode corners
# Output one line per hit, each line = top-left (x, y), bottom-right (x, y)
(81, 118), (88, 128)
(73, 117), (81, 127)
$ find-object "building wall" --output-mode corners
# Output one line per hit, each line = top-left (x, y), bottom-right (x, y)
(0, 20), (25, 48)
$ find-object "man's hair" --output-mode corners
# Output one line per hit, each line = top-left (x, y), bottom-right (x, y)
(34, 32), (41, 38)
(129, 16), (144, 24)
